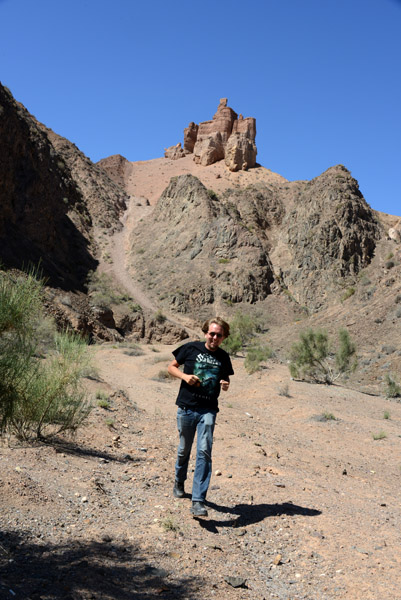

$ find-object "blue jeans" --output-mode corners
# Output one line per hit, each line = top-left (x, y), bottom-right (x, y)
(175, 407), (217, 502)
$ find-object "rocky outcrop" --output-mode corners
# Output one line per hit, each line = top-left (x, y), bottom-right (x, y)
(388, 218), (401, 243)
(165, 99), (257, 171)
(97, 154), (132, 190)
(42, 132), (128, 232)
(183, 122), (198, 154)
(280, 165), (382, 308)
(130, 165), (382, 314)
(164, 143), (185, 160)
(0, 83), (128, 289)
(0, 84), (96, 289)
(130, 174), (274, 316)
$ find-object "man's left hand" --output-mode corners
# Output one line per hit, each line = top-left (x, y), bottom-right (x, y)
(220, 380), (230, 392)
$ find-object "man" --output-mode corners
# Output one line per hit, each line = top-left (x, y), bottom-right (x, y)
(168, 317), (234, 517)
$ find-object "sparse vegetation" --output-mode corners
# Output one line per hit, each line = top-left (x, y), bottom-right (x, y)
(372, 431), (387, 440)
(244, 343), (273, 374)
(160, 515), (179, 532)
(117, 342), (145, 357)
(218, 258), (230, 264)
(341, 287), (355, 302)
(153, 369), (174, 382)
(278, 383), (291, 397)
(0, 269), (92, 440)
(289, 328), (357, 384)
(322, 412), (337, 421)
(206, 189), (219, 201)
(87, 271), (138, 309)
(154, 309), (167, 324)
(97, 399), (110, 409)
(383, 411), (391, 420)
(222, 311), (262, 356)
(385, 374), (401, 398)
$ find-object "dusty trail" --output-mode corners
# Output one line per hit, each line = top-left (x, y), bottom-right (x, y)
(107, 197), (156, 311)
(2, 343), (401, 599)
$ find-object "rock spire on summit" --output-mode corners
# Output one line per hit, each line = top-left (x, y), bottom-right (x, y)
(164, 98), (257, 171)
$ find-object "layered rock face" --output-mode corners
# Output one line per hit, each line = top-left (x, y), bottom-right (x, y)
(0, 83), (127, 289)
(130, 174), (274, 317)
(164, 98), (257, 171)
(131, 166), (382, 314)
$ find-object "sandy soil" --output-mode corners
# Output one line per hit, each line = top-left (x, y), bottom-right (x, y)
(1, 342), (401, 600)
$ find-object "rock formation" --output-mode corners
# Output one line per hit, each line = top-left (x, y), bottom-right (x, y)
(130, 166), (382, 313)
(164, 143), (185, 160)
(164, 98), (257, 171)
(388, 218), (401, 243)
(0, 83), (128, 290)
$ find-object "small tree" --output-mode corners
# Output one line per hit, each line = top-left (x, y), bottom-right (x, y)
(222, 311), (261, 356)
(289, 328), (357, 384)
(0, 269), (92, 440)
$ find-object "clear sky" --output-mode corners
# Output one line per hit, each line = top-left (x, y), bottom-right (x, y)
(1, 0), (400, 216)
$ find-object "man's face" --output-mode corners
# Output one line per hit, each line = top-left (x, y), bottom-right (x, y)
(205, 323), (225, 351)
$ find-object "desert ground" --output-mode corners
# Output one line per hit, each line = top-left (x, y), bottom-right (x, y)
(1, 341), (401, 600)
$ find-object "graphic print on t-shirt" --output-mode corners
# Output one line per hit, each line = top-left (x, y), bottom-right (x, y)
(193, 352), (221, 397)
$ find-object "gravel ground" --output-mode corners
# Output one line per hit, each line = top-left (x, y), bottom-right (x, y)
(1, 343), (401, 599)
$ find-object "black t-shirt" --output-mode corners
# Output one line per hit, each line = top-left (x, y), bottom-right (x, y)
(173, 341), (234, 412)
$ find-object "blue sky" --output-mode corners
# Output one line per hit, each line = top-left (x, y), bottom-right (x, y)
(1, 0), (400, 216)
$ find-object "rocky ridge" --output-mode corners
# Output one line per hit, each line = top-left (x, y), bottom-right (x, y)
(129, 167), (382, 313)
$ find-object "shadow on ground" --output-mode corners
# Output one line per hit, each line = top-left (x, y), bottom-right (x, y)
(0, 530), (201, 600)
(47, 438), (142, 464)
(196, 501), (321, 533)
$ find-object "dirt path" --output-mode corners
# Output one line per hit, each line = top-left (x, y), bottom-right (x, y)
(105, 198), (156, 312)
(2, 343), (401, 599)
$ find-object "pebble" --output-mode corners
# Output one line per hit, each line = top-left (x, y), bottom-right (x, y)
(224, 576), (247, 588)
(215, 470), (222, 476)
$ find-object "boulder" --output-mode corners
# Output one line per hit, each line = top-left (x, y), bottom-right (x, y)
(164, 143), (185, 160)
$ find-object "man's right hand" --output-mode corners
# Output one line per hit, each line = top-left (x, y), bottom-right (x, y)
(185, 374), (201, 386)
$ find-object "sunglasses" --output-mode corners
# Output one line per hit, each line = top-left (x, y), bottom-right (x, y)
(207, 332), (223, 338)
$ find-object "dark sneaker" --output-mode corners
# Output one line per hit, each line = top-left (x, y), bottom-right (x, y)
(173, 481), (185, 498)
(190, 501), (208, 517)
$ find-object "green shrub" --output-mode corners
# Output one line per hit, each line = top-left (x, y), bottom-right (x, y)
(372, 431), (387, 440)
(322, 412), (337, 421)
(207, 189), (219, 201)
(289, 328), (357, 384)
(221, 311), (263, 356)
(341, 287), (355, 302)
(86, 271), (138, 309)
(154, 309), (167, 324)
(385, 374), (401, 398)
(0, 270), (92, 440)
(97, 399), (110, 409)
(221, 330), (242, 356)
(244, 344), (273, 374)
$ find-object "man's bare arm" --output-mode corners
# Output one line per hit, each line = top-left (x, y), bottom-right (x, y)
(168, 360), (200, 386)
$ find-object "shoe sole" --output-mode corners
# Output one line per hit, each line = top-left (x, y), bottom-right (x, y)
(190, 509), (208, 518)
